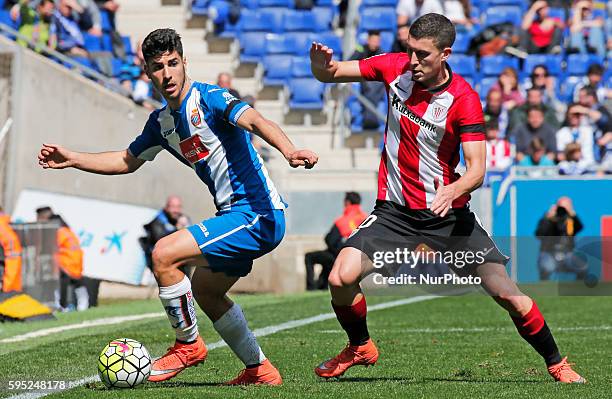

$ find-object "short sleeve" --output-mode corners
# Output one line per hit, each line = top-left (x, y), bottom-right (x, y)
(359, 53), (406, 84)
(128, 112), (163, 161)
(206, 87), (251, 126)
(455, 91), (486, 142)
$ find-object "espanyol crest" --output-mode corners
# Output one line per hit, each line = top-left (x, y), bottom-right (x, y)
(190, 108), (202, 127)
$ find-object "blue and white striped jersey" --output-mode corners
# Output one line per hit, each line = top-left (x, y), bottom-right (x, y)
(128, 82), (287, 212)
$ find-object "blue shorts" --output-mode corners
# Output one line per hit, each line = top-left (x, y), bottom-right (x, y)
(187, 209), (285, 277)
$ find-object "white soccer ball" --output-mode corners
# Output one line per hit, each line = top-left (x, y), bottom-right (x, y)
(97, 338), (151, 388)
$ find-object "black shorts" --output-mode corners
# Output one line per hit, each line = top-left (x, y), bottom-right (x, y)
(343, 200), (509, 275)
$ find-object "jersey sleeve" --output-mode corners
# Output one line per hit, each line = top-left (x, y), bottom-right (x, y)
(206, 87), (251, 126)
(359, 53), (407, 84)
(455, 91), (486, 142)
(128, 112), (163, 161)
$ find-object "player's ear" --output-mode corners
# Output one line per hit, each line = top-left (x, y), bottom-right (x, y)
(440, 47), (452, 62)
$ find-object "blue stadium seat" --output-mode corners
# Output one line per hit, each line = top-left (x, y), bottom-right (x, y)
(241, 9), (283, 33)
(0, 10), (17, 30)
(262, 54), (292, 86)
(312, 7), (334, 31)
(110, 58), (124, 77)
(318, 31), (342, 58)
(207, 0), (229, 23)
(447, 54), (476, 77)
(359, 7), (396, 32)
(258, 0), (291, 7)
(240, 0), (259, 9)
(191, 0), (208, 15)
(559, 76), (582, 102)
(547, 7), (566, 21)
(484, 6), (522, 27)
(286, 32), (312, 55)
(315, 0), (334, 6)
(522, 54), (562, 76)
(100, 10), (112, 31)
(566, 54), (605, 76)
(265, 33), (293, 54)
(73, 57), (95, 70)
(452, 31), (472, 53)
(283, 10), (316, 32)
(291, 56), (311, 78)
(288, 78), (325, 110)
(240, 32), (267, 63)
(478, 76), (499, 100)
(480, 55), (519, 76)
(101, 33), (113, 52)
(360, 0), (396, 7)
(83, 33), (102, 52)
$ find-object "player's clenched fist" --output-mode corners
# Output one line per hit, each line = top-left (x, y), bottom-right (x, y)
(38, 143), (75, 169)
(286, 149), (318, 169)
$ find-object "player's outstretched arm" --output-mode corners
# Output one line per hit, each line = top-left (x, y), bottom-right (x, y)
(38, 144), (145, 175)
(430, 140), (485, 217)
(310, 42), (362, 83)
(236, 108), (318, 169)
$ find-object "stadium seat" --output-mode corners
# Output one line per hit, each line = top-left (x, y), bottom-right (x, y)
(312, 7), (334, 31)
(122, 36), (134, 56)
(83, 33), (103, 52)
(191, 0), (209, 15)
(315, 0), (334, 6)
(484, 6), (522, 27)
(480, 55), (519, 76)
(286, 32), (312, 55)
(566, 54), (605, 76)
(100, 10), (112, 31)
(291, 56), (311, 78)
(0, 10), (17, 30)
(240, 0), (259, 9)
(547, 7), (566, 21)
(265, 33), (293, 55)
(258, 0), (291, 7)
(110, 58), (124, 77)
(283, 10), (316, 32)
(360, 0), (396, 7)
(522, 54), (563, 76)
(239, 32), (267, 63)
(447, 54), (476, 77)
(72, 57), (95, 70)
(478, 76), (499, 100)
(318, 32), (342, 58)
(262, 55), (292, 86)
(288, 78), (325, 110)
(241, 9), (283, 33)
(559, 75), (583, 102)
(452, 31), (472, 54)
(359, 7), (396, 32)
(207, 0), (229, 23)
(101, 33), (113, 52)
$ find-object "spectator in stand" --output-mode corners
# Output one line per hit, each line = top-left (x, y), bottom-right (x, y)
(523, 64), (563, 114)
(490, 67), (525, 111)
(443, 0), (474, 30)
(558, 142), (592, 175)
(396, 0), (442, 26)
(569, 0), (606, 57)
(484, 88), (509, 138)
(509, 88), (559, 133)
(351, 30), (386, 130)
(520, 0), (563, 54)
(132, 69), (155, 111)
(13, 0), (56, 51)
(518, 137), (556, 166)
(485, 118), (513, 170)
(572, 64), (610, 103)
(391, 23), (409, 53)
(93, 0), (124, 59)
(511, 105), (557, 161)
(556, 103), (596, 165)
(576, 86), (612, 138)
(216, 72), (241, 99)
(53, 0), (88, 57)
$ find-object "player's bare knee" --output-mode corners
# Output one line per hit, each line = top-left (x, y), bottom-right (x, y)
(151, 242), (175, 278)
(497, 292), (531, 314)
(328, 262), (358, 289)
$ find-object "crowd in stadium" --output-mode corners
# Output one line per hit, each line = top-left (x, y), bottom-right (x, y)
(1, 0), (611, 175)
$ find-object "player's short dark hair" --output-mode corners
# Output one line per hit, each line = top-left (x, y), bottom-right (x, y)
(587, 63), (604, 76)
(367, 30), (381, 37)
(409, 13), (455, 50)
(345, 192), (361, 205)
(142, 28), (183, 63)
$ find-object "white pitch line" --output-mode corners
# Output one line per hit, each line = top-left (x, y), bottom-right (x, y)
(0, 313), (165, 344)
(6, 294), (439, 399)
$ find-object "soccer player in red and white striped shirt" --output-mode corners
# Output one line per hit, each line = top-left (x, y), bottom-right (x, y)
(310, 13), (584, 383)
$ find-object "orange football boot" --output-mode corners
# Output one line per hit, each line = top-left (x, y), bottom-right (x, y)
(315, 339), (379, 378)
(547, 357), (586, 383)
(148, 336), (208, 382)
(224, 359), (282, 386)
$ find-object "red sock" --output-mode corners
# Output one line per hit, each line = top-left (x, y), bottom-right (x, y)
(332, 296), (370, 346)
(511, 301), (561, 366)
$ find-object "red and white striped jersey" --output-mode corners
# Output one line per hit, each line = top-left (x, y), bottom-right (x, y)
(486, 139), (512, 169)
(359, 52), (486, 210)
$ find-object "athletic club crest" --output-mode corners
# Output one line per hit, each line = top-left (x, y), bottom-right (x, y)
(190, 108), (202, 127)
(431, 104), (448, 123)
